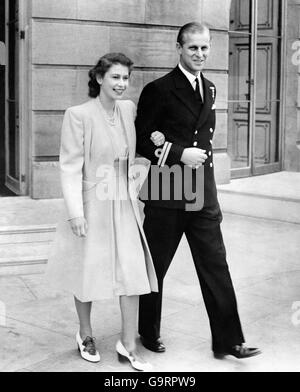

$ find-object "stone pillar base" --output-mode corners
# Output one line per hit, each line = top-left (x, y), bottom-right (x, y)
(214, 152), (231, 185)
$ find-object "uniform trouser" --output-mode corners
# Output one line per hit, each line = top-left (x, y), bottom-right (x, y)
(138, 204), (245, 352)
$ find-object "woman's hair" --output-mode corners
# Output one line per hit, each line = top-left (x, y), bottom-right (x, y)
(88, 53), (134, 98)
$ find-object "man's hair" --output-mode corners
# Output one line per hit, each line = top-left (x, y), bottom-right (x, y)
(177, 22), (210, 46)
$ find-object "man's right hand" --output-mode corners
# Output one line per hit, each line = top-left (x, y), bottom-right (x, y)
(69, 217), (88, 238)
(181, 148), (208, 168)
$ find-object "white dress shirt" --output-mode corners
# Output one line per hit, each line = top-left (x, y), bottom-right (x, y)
(178, 63), (204, 102)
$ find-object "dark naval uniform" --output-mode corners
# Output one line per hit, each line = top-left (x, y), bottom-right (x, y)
(135, 66), (244, 353)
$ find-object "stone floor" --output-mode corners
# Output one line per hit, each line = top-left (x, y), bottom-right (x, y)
(1, 212), (300, 372)
(219, 171), (300, 200)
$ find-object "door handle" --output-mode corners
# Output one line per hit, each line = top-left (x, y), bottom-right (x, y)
(0, 41), (6, 65)
(246, 79), (254, 86)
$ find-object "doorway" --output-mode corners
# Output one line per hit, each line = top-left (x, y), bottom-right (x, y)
(0, 0), (24, 196)
(228, 0), (284, 178)
(0, 0), (13, 195)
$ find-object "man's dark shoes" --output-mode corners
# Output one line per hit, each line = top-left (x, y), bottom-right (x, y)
(140, 336), (166, 353)
(214, 344), (261, 360)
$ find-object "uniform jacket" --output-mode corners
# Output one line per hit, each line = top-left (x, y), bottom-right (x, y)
(135, 66), (219, 210)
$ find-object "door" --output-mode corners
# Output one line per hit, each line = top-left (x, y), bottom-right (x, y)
(255, 0), (281, 175)
(1, 0), (26, 195)
(228, 0), (283, 178)
(5, 0), (22, 194)
(0, 0), (6, 193)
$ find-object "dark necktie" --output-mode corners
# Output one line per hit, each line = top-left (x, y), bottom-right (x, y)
(195, 77), (202, 102)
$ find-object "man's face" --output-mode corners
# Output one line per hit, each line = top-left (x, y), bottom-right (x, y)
(176, 31), (211, 75)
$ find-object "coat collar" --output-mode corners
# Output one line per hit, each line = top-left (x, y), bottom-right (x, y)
(171, 66), (213, 127)
(117, 101), (136, 165)
(171, 66), (201, 118)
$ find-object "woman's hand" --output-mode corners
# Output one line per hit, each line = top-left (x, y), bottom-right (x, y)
(151, 131), (166, 147)
(69, 217), (88, 238)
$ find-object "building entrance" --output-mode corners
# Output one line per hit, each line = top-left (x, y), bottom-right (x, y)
(0, 0), (24, 196)
(228, 0), (283, 178)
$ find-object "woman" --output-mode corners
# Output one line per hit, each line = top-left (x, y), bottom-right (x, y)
(46, 53), (164, 371)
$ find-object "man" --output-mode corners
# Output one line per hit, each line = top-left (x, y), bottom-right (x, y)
(135, 22), (261, 359)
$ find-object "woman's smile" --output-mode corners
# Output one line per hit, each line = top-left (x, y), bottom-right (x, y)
(98, 64), (130, 102)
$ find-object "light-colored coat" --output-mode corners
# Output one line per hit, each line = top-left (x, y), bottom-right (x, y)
(46, 98), (158, 301)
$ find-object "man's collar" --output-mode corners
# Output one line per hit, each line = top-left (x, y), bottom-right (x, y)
(178, 63), (201, 85)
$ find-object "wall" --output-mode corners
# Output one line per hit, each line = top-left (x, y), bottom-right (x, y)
(285, 0), (300, 171)
(30, 0), (232, 198)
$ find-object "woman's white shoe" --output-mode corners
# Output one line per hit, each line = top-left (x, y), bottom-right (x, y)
(116, 340), (152, 372)
(76, 332), (101, 363)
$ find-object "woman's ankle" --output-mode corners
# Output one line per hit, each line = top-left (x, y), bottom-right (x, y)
(80, 328), (93, 340)
(121, 339), (136, 353)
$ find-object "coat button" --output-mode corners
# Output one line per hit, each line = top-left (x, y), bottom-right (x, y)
(210, 163), (213, 168)
(193, 142), (198, 147)
(210, 140), (213, 145)
(210, 128), (214, 133)
(208, 151), (212, 157)
(195, 130), (198, 135)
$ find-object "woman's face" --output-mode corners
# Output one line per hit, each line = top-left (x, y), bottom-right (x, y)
(97, 63), (130, 101)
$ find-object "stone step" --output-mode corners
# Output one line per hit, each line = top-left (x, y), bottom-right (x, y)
(218, 190), (300, 224)
(0, 256), (47, 276)
(217, 172), (300, 224)
(0, 225), (56, 244)
(0, 224), (56, 275)
(0, 241), (50, 259)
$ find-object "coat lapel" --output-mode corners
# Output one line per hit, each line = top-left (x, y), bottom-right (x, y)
(117, 101), (136, 166)
(196, 75), (214, 129)
(171, 67), (202, 119)
(91, 98), (116, 159)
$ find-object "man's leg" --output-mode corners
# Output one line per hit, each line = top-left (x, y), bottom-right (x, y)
(185, 207), (245, 353)
(139, 206), (185, 341)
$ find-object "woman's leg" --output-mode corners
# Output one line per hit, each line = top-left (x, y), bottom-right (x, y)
(119, 295), (139, 352)
(74, 296), (93, 338)
(118, 295), (151, 371)
(74, 297), (100, 362)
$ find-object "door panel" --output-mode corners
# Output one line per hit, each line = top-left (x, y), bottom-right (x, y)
(257, 0), (274, 29)
(5, 0), (23, 194)
(256, 44), (272, 114)
(228, 1), (252, 171)
(233, 0), (252, 30)
(228, 101), (251, 170)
